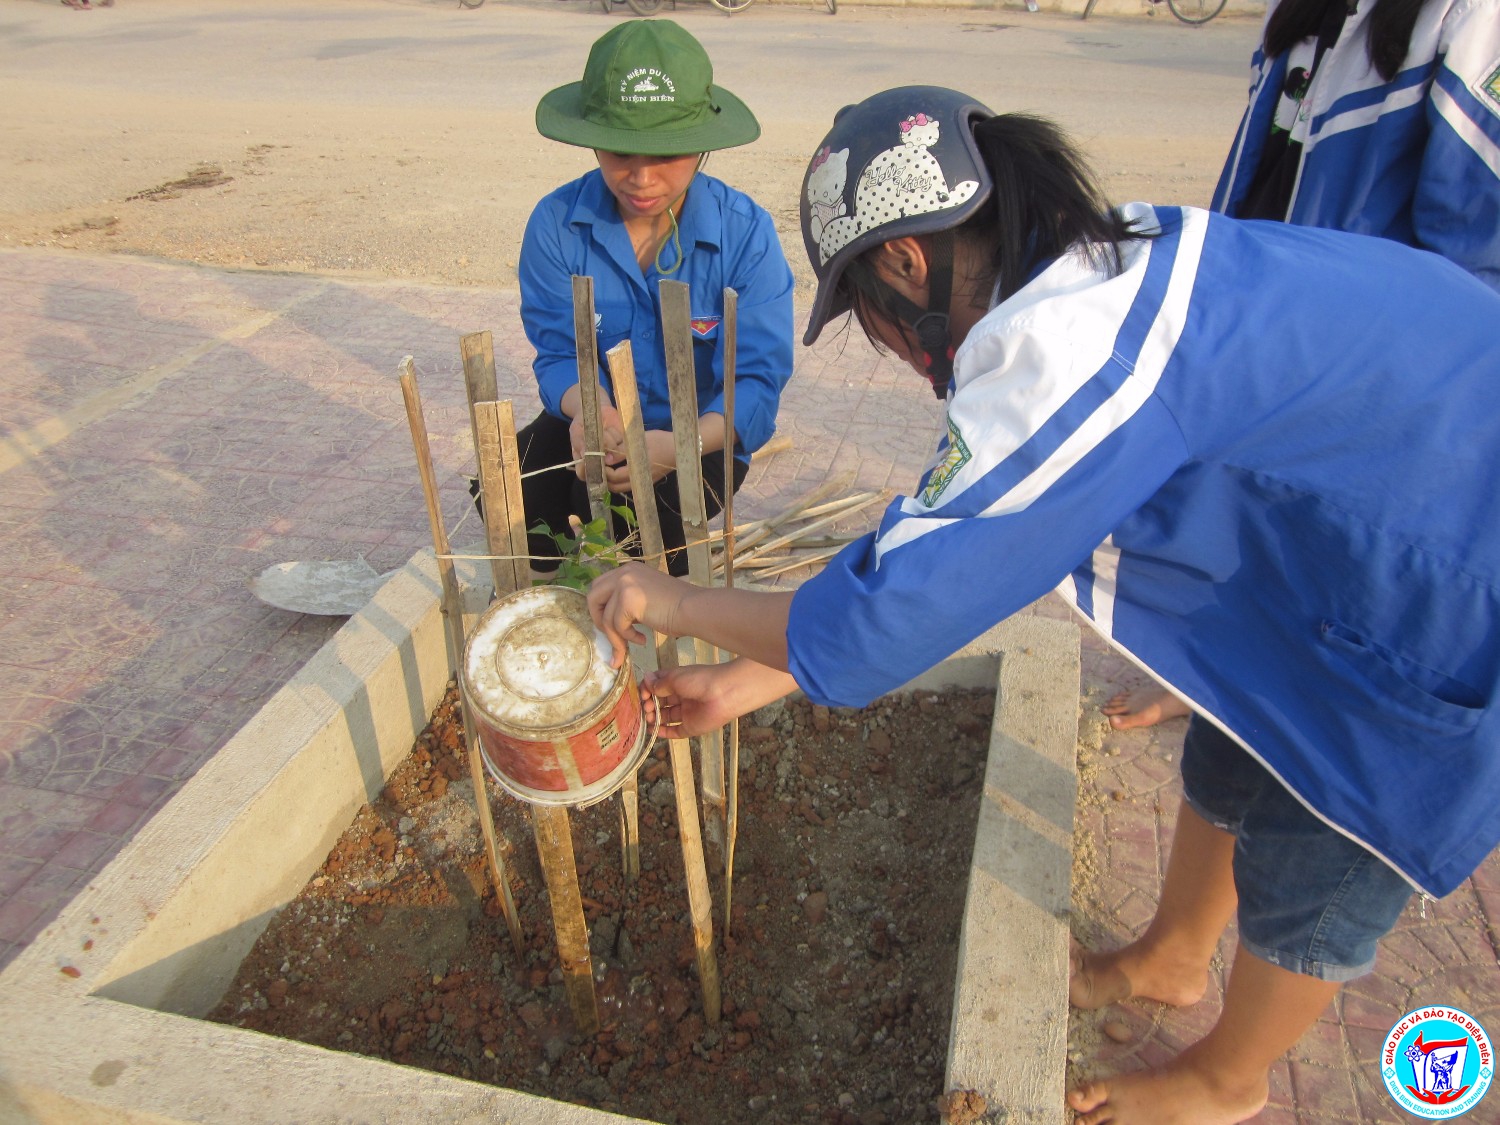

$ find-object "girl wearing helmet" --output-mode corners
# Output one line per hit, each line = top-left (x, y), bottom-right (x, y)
(588, 86), (1500, 1124)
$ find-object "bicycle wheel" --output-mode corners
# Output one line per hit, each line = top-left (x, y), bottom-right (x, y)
(624, 0), (664, 14)
(1165, 0), (1226, 23)
(457, 0), (485, 8)
(708, 0), (755, 12)
(826, 0), (837, 13)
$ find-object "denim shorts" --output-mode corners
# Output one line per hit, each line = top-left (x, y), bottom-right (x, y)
(1180, 716), (1413, 982)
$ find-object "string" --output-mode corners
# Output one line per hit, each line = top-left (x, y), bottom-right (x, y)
(653, 154), (707, 277)
(654, 203), (685, 276)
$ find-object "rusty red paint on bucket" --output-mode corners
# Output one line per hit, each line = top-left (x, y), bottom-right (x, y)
(461, 586), (648, 807)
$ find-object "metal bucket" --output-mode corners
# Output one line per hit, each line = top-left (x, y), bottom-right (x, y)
(461, 585), (648, 808)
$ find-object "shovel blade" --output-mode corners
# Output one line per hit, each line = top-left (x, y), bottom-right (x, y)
(250, 559), (396, 616)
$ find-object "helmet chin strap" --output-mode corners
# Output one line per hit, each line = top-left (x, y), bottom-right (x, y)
(884, 230), (955, 398)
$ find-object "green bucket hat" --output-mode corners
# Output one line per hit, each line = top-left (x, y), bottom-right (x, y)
(535, 20), (760, 157)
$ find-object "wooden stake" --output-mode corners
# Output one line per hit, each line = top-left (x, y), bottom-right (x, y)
(738, 546), (846, 581)
(473, 397), (599, 1035)
(658, 280), (726, 843)
(728, 472), (858, 556)
(751, 433), (793, 461)
(720, 289), (739, 579)
(472, 405), (529, 596)
(460, 333), (528, 592)
(399, 359), (523, 956)
(460, 330), (499, 462)
(607, 338), (722, 1026)
(617, 776), (641, 883)
(711, 490), (879, 545)
(721, 289), (741, 944)
(572, 275), (642, 882)
(531, 804), (600, 1036)
(571, 276), (611, 527)
(733, 491), (888, 568)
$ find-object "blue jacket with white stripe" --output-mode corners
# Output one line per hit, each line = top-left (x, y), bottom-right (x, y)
(1212, 0), (1500, 290)
(787, 205), (1500, 898)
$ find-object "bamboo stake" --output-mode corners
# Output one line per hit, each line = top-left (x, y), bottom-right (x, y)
(658, 280), (726, 840)
(460, 331), (499, 485)
(728, 536), (860, 556)
(734, 554), (827, 570)
(720, 292), (738, 574)
(571, 276), (610, 527)
(734, 491), (888, 568)
(706, 490), (877, 545)
(739, 545), (846, 581)
(773, 490), (883, 526)
(472, 412), (528, 596)
(751, 433), (793, 461)
(728, 472), (857, 555)
(461, 333), (528, 594)
(607, 338), (722, 1025)
(474, 398), (599, 1035)
(567, 273), (639, 882)
(531, 804), (600, 1036)
(721, 288), (741, 944)
(399, 359), (523, 956)
(573, 275), (641, 882)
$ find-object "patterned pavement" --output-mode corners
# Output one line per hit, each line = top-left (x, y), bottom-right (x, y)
(2, 247), (1496, 1122)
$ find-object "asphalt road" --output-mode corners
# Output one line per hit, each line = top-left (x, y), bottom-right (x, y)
(0, 0), (1261, 289)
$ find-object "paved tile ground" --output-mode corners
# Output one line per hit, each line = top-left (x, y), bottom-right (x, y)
(2, 247), (1496, 1122)
(1057, 615), (1500, 1124)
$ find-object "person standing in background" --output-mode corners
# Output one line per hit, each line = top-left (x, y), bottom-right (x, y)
(1103, 0), (1500, 730)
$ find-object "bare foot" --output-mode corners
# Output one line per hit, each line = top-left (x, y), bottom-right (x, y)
(1068, 1052), (1268, 1125)
(1069, 941), (1209, 1011)
(1101, 687), (1190, 731)
(1069, 946), (1133, 1010)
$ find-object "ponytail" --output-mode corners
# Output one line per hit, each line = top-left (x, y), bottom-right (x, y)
(966, 114), (1145, 302)
(1264, 0), (1432, 83)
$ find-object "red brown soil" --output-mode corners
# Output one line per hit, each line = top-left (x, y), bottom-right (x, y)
(208, 685), (995, 1125)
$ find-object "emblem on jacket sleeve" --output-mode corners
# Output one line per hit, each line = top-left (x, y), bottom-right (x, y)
(920, 419), (972, 508)
(1482, 63), (1500, 116)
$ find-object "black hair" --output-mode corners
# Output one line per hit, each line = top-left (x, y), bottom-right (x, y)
(1264, 0), (1432, 82)
(838, 113), (1149, 353)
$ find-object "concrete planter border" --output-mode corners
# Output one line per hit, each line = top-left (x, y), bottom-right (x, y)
(0, 551), (1078, 1125)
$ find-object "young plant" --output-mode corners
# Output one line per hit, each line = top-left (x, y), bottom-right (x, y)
(531, 503), (638, 591)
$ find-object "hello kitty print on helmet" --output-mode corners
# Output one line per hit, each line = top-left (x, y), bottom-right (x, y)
(800, 86), (994, 347)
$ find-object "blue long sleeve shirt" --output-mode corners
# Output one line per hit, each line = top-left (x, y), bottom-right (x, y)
(1213, 0), (1500, 290)
(788, 205), (1500, 898)
(518, 169), (795, 457)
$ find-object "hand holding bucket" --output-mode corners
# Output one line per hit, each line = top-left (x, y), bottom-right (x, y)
(587, 561), (694, 667)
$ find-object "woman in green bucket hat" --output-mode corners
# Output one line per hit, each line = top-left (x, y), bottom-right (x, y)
(513, 19), (794, 578)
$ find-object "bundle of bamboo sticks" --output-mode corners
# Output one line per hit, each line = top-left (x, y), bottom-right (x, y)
(710, 472), (889, 582)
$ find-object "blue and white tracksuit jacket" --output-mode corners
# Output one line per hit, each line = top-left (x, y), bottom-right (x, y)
(1212, 0), (1500, 290)
(787, 204), (1500, 899)
(519, 170), (795, 458)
